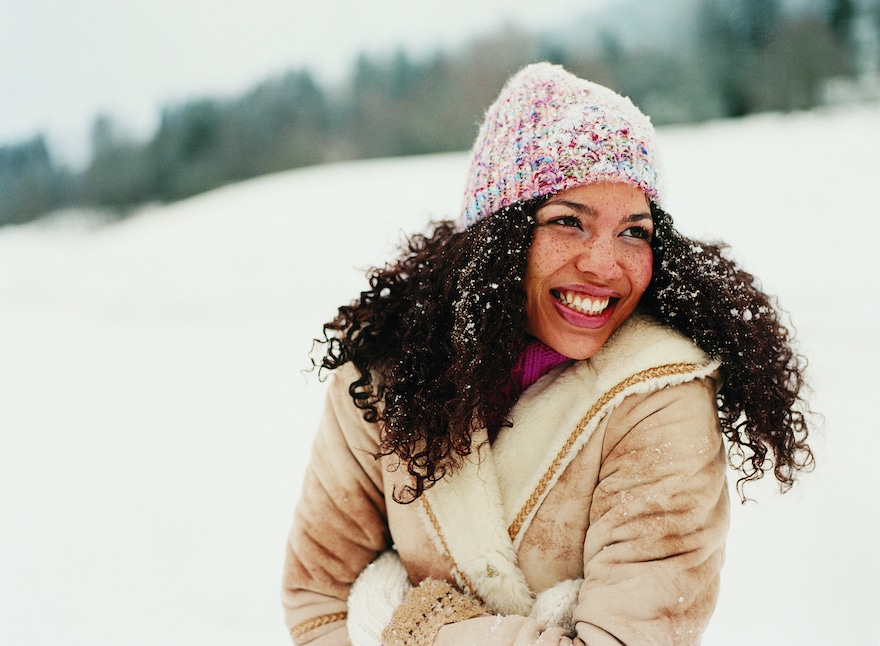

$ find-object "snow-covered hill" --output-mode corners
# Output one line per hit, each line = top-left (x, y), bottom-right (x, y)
(1, 104), (878, 645)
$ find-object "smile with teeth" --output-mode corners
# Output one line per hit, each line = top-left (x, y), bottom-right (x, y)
(553, 290), (614, 316)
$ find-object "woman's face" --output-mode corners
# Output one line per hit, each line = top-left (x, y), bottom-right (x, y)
(524, 182), (654, 360)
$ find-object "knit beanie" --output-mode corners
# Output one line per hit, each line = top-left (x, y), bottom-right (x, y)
(459, 62), (663, 230)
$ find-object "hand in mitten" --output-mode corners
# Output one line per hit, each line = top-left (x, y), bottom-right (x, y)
(528, 577), (583, 635)
(347, 550), (412, 646)
(381, 578), (491, 646)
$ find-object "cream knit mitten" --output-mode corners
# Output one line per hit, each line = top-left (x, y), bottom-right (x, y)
(347, 550), (412, 646)
(528, 577), (583, 635)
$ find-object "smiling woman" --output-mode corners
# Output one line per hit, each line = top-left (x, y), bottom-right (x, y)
(281, 63), (814, 646)
(525, 183), (654, 360)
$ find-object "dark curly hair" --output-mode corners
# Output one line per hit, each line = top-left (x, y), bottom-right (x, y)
(315, 200), (814, 502)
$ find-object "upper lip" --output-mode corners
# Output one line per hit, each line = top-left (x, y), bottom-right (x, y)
(552, 283), (620, 299)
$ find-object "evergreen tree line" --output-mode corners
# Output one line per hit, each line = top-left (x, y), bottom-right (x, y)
(1, 0), (876, 226)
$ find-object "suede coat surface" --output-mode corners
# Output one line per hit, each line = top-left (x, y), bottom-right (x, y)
(282, 315), (730, 645)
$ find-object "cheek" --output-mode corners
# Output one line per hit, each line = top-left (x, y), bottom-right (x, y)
(626, 249), (654, 297)
(522, 262), (541, 321)
(524, 239), (554, 293)
(523, 240), (558, 327)
(525, 235), (567, 280)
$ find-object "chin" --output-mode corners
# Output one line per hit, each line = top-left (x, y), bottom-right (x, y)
(545, 335), (607, 361)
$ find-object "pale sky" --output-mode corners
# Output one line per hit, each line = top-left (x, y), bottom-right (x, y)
(0, 0), (610, 163)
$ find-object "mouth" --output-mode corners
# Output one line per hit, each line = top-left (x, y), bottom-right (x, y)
(551, 289), (617, 316)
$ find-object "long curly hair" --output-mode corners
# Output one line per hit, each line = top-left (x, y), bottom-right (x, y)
(315, 200), (814, 502)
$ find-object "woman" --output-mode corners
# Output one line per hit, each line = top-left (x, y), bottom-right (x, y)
(282, 63), (813, 645)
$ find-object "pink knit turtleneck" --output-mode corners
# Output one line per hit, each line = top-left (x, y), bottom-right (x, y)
(512, 338), (571, 393)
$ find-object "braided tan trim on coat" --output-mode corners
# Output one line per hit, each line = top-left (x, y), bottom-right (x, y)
(290, 611), (348, 639)
(508, 362), (703, 542)
(421, 497), (480, 599)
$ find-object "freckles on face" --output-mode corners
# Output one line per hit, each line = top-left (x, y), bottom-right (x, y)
(523, 182), (654, 360)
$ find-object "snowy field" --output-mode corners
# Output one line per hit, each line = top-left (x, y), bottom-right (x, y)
(1, 104), (878, 645)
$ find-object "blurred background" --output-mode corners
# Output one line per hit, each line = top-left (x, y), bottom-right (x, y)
(2, 1), (879, 645)
(2, 0), (878, 227)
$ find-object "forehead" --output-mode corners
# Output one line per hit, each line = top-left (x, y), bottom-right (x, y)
(544, 181), (648, 204)
(538, 183), (651, 216)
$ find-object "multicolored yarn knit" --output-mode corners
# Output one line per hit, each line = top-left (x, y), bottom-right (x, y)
(458, 62), (663, 230)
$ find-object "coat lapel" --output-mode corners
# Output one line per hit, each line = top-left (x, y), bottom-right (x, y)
(496, 315), (719, 548)
(418, 315), (718, 615)
(420, 426), (535, 616)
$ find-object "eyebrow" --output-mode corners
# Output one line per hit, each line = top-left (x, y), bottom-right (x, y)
(624, 212), (654, 224)
(540, 199), (653, 223)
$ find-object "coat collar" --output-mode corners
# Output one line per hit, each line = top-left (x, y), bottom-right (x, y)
(418, 314), (719, 615)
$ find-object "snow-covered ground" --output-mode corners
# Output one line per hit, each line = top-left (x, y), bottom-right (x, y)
(1, 104), (878, 645)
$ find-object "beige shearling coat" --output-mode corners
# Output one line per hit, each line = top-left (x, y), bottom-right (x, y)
(282, 315), (730, 645)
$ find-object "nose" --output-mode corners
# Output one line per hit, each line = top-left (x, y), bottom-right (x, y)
(574, 235), (622, 280)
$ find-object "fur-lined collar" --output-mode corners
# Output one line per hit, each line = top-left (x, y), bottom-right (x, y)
(418, 314), (719, 615)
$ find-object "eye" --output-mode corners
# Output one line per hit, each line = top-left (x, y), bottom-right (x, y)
(547, 215), (583, 229)
(620, 225), (653, 241)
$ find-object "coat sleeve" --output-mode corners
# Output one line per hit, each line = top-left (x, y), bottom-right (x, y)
(575, 376), (730, 644)
(282, 365), (391, 645)
(412, 377), (729, 646)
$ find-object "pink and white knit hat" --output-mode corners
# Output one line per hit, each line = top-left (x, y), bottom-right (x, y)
(459, 63), (663, 229)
